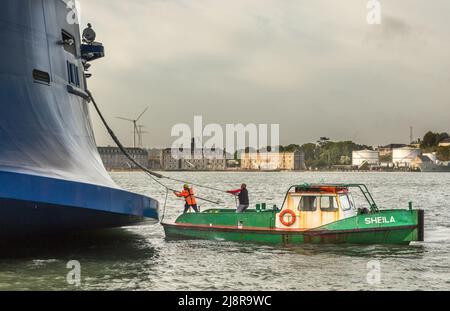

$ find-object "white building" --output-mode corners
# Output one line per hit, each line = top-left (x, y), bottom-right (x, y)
(352, 150), (380, 167)
(160, 148), (227, 171)
(439, 138), (450, 147)
(241, 151), (305, 171)
(98, 147), (149, 170)
(392, 147), (422, 167)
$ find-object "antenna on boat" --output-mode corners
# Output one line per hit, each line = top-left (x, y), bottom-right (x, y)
(116, 106), (149, 148)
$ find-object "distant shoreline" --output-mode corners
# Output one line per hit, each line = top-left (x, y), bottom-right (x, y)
(106, 169), (428, 173)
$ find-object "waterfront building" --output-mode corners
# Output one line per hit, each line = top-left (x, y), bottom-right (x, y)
(377, 144), (407, 156)
(98, 147), (149, 170)
(226, 160), (240, 169)
(412, 155), (433, 170)
(294, 151), (306, 170)
(377, 143), (408, 163)
(160, 137), (228, 171)
(160, 148), (227, 171)
(240, 151), (305, 171)
(352, 150), (380, 167)
(439, 138), (450, 147)
(392, 147), (422, 168)
(423, 153), (437, 163)
(148, 148), (162, 170)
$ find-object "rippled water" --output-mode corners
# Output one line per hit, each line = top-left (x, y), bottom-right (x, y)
(0, 172), (449, 290)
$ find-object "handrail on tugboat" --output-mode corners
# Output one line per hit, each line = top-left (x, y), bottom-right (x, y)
(280, 183), (380, 214)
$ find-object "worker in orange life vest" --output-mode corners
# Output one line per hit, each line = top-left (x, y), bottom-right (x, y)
(174, 184), (199, 213)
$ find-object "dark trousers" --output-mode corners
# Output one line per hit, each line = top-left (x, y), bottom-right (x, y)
(236, 204), (249, 213)
(184, 204), (199, 213)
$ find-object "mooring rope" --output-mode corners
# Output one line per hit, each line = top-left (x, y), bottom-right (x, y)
(86, 90), (227, 208)
(160, 188), (169, 222)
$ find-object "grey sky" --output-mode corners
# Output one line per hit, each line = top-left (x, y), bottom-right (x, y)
(81, 0), (450, 148)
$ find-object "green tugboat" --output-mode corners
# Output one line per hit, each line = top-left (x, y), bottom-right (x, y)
(162, 184), (424, 245)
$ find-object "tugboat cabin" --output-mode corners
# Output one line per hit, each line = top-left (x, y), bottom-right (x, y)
(277, 184), (377, 230)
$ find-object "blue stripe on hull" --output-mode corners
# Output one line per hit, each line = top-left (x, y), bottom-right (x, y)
(0, 171), (159, 233)
(0, 197), (157, 237)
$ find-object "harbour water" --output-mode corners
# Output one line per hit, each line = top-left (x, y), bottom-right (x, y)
(0, 172), (449, 291)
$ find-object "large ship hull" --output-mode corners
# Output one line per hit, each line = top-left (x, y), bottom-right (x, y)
(0, 198), (150, 237)
(0, 0), (159, 236)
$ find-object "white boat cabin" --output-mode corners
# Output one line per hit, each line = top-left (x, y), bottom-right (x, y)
(277, 185), (360, 229)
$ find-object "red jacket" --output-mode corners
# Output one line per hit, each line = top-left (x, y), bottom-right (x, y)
(227, 189), (241, 195)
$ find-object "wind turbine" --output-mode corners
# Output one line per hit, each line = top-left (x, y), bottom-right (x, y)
(116, 107), (149, 148)
(136, 125), (149, 148)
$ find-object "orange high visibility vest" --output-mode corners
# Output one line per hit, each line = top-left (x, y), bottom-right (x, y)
(177, 188), (197, 206)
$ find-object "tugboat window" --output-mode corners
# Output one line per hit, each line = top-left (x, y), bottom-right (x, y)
(340, 195), (352, 211)
(62, 30), (77, 55)
(298, 196), (317, 211)
(348, 193), (357, 210)
(32, 69), (50, 84)
(320, 196), (339, 211)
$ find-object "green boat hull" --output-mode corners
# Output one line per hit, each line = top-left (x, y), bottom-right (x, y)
(162, 209), (424, 245)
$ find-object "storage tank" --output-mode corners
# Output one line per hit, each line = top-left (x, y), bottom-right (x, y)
(392, 147), (422, 167)
(423, 153), (437, 163)
(352, 150), (380, 167)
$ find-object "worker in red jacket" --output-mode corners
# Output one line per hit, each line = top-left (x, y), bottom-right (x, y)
(227, 183), (249, 213)
(174, 184), (199, 213)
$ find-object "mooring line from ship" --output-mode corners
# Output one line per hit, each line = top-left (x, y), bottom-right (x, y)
(161, 176), (234, 195)
(87, 89), (227, 208)
(160, 188), (169, 223)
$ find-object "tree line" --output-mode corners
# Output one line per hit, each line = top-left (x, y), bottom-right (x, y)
(279, 131), (450, 168)
(419, 131), (450, 161)
(280, 138), (372, 168)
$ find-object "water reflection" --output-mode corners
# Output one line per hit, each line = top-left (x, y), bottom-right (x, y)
(289, 243), (426, 259)
(0, 229), (157, 261)
(0, 171), (448, 290)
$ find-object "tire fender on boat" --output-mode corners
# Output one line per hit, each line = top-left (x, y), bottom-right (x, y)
(279, 209), (297, 227)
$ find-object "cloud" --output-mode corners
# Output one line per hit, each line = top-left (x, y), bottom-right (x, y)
(80, 0), (450, 147)
(382, 15), (412, 38)
(364, 15), (413, 45)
